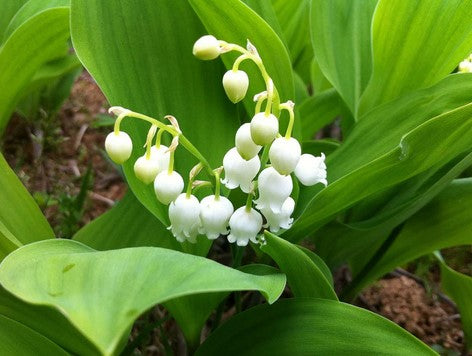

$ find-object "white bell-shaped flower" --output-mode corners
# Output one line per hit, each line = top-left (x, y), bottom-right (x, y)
(261, 197), (295, 233)
(200, 195), (234, 239)
(105, 131), (133, 164)
(154, 170), (184, 204)
(254, 167), (292, 214)
(269, 137), (301, 175)
(150, 145), (171, 174)
(294, 153), (328, 186)
(223, 70), (249, 103)
(235, 123), (262, 160)
(192, 35), (221, 60)
(227, 206), (263, 246)
(168, 193), (201, 243)
(221, 147), (260, 193)
(134, 155), (159, 184)
(458, 60), (472, 73)
(250, 112), (279, 145)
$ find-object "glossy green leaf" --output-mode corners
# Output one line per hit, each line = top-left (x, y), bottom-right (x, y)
(3, 0), (70, 40)
(0, 239), (285, 355)
(288, 74), (472, 240)
(0, 285), (100, 355)
(261, 231), (336, 299)
(311, 0), (378, 114)
(302, 139), (340, 157)
(359, 0), (472, 115)
(312, 152), (472, 274)
(73, 190), (214, 346)
(243, 0), (285, 46)
(164, 264), (281, 349)
(0, 154), (53, 260)
(342, 179), (472, 299)
(310, 57), (332, 93)
(436, 252), (472, 350)
(0, 0), (27, 42)
(272, 0), (310, 63)
(0, 314), (68, 355)
(189, 0), (296, 135)
(0, 6), (70, 132)
(71, 0), (239, 225)
(196, 298), (436, 355)
(299, 88), (344, 140)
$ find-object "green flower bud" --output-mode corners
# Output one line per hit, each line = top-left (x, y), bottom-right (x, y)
(193, 35), (220, 60)
(222, 70), (249, 103)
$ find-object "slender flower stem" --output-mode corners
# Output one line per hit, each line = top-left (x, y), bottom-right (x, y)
(214, 170), (221, 199)
(232, 54), (251, 71)
(154, 127), (167, 148)
(167, 150), (175, 174)
(280, 102), (295, 138)
(245, 192), (253, 212)
(112, 110), (215, 177)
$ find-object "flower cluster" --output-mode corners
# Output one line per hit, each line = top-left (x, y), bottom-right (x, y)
(458, 54), (472, 73)
(105, 36), (327, 246)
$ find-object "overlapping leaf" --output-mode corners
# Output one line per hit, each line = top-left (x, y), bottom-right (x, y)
(196, 298), (436, 355)
(0, 239), (285, 355)
(359, 0), (472, 114)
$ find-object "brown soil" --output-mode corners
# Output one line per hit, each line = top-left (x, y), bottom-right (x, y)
(362, 276), (465, 354)
(3, 72), (125, 237)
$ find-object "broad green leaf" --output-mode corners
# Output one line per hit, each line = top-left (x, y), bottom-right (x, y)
(310, 57), (332, 93)
(288, 74), (472, 240)
(71, 0), (239, 225)
(312, 152), (472, 274)
(359, 0), (472, 115)
(0, 0), (27, 42)
(0, 286), (100, 355)
(272, 0), (310, 63)
(0, 154), (53, 260)
(3, 0), (70, 40)
(311, 0), (378, 114)
(299, 88), (344, 140)
(261, 231), (336, 299)
(0, 314), (68, 355)
(436, 252), (472, 350)
(73, 191), (183, 252)
(0, 239), (285, 355)
(243, 0), (285, 47)
(0, 6), (70, 132)
(196, 298), (436, 355)
(164, 264), (281, 350)
(189, 0), (296, 136)
(342, 178), (472, 299)
(302, 139), (340, 157)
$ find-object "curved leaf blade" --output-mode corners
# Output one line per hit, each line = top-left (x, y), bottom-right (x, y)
(310, 0), (378, 114)
(0, 239), (285, 355)
(261, 231), (336, 299)
(71, 0), (239, 224)
(0, 314), (68, 355)
(359, 0), (472, 114)
(196, 298), (436, 355)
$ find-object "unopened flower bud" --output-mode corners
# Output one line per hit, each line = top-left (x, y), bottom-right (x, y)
(168, 193), (201, 243)
(250, 112), (279, 145)
(150, 145), (171, 174)
(221, 147), (260, 193)
(227, 206), (263, 246)
(235, 123), (262, 160)
(269, 137), (301, 175)
(193, 35), (220, 60)
(294, 153), (328, 186)
(105, 131), (133, 164)
(255, 167), (292, 214)
(222, 70), (249, 103)
(154, 171), (184, 204)
(261, 197), (295, 233)
(134, 155), (159, 184)
(200, 195), (234, 239)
